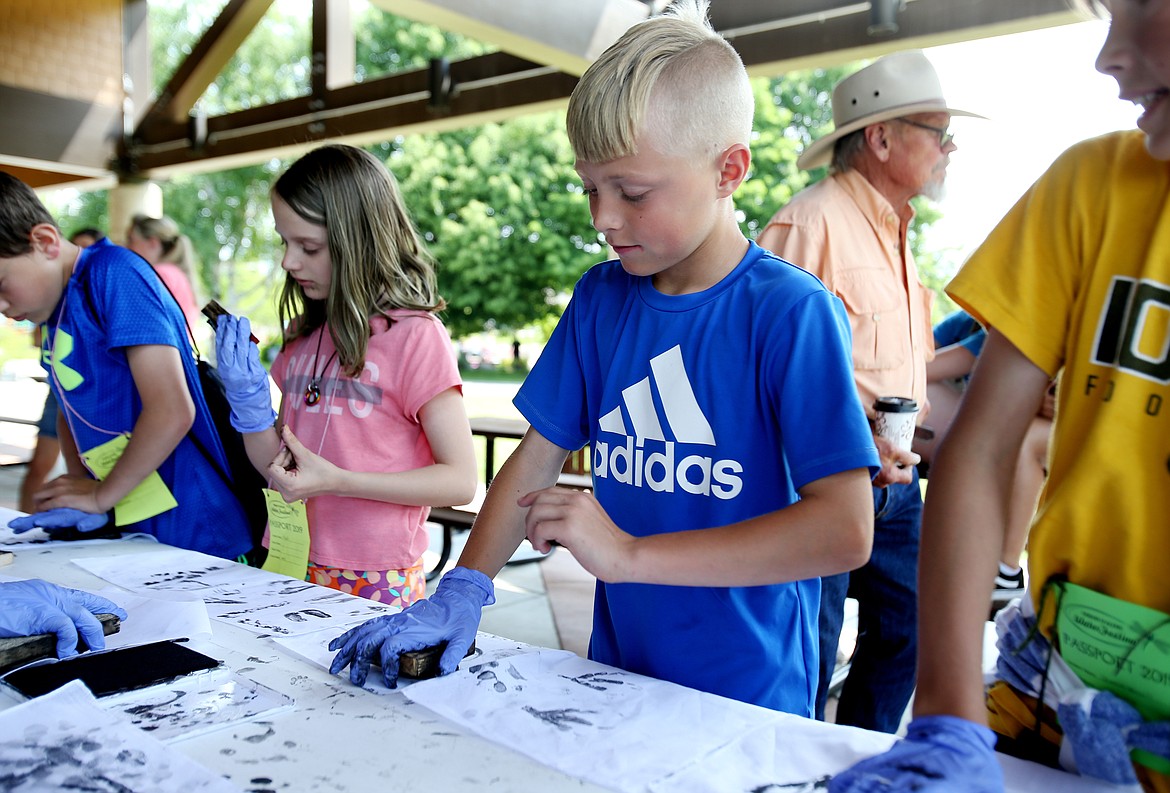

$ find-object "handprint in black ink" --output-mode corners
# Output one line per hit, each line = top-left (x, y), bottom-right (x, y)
(522, 705), (597, 732)
(559, 671), (630, 691)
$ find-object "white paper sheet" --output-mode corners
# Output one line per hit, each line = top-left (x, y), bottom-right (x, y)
(404, 644), (772, 792)
(101, 591), (213, 647)
(670, 724), (1137, 793)
(199, 577), (400, 637)
(101, 667), (294, 744)
(405, 640), (1134, 793)
(75, 548), (247, 593)
(647, 715), (890, 792)
(75, 550), (403, 637)
(0, 679), (241, 792)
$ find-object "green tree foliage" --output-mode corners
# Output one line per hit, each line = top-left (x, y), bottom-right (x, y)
(354, 5), (490, 80)
(54, 191), (108, 243)
(376, 118), (598, 338)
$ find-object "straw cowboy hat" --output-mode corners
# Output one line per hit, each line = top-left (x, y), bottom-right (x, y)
(796, 50), (983, 170)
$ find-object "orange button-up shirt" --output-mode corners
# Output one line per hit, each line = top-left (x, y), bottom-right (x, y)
(756, 169), (934, 417)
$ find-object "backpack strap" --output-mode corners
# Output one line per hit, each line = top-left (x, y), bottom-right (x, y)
(78, 251), (236, 490)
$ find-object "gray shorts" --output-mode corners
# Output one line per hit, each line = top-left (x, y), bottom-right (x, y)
(36, 390), (58, 439)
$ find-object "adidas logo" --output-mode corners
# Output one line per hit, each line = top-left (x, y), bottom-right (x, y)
(593, 345), (744, 499)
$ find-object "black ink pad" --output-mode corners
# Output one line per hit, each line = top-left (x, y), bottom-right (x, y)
(1, 640), (221, 699)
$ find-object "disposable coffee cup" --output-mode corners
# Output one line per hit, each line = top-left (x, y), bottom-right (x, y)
(872, 396), (919, 452)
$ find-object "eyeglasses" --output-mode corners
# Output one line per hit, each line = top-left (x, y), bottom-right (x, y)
(896, 118), (954, 148)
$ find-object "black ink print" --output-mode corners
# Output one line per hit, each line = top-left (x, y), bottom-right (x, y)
(475, 669), (507, 693)
(748, 776), (832, 792)
(559, 671), (630, 691)
(215, 600), (293, 620)
(282, 609), (332, 622)
(242, 724), (276, 744)
(273, 582), (317, 596)
(121, 689), (186, 728)
(522, 706), (597, 732)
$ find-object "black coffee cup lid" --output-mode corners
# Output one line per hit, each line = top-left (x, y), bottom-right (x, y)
(873, 396), (918, 413)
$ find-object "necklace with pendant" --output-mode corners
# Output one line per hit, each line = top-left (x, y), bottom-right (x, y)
(304, 326), (338, 406)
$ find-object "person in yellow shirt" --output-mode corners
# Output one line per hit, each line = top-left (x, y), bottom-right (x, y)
(831, 1), (1170, 790)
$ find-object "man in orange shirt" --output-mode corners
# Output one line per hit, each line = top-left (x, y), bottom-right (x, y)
(757, 50), (978, 733)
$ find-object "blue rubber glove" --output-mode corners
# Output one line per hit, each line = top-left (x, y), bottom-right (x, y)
(9, 508), (110, 535)
(328, 566), (495, 688)
(995, 606), (1049, 697)
(1130, 719), (1170, 762)
(0, 579), (128, 657)
(1056, 690), (1170, 785)
(829, 715), (1004, 792)
(214, 314), (276, 433)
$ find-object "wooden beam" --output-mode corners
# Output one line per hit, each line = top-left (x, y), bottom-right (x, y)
(130, 67), (578, 176)
(725, 0), (1082, 76)
(0, 86), (117, 173)
(313, 0), (355, 94)
(370, 0), (648, 77)
(142, 0), (275, 125)
(120, 0), (1082, 179)
(131, 51), (549, 146)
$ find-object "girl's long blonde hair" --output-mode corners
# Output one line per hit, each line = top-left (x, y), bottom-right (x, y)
(272, 144), (444, 377)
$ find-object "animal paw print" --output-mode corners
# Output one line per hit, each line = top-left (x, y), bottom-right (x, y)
(469, 660), (507, 693)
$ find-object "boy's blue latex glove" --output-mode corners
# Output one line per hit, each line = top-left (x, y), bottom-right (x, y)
(829, 715), (1004, 792)
(9, 508), (109, 535)
(214, 314), (276, 433)
(328, 566), (495, 688)
(1057, 689), (1170, 785)
(0, 579), (128, 657)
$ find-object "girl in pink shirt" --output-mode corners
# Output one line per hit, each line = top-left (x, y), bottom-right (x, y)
(217, 144), (477, 605)
(125, 214), (202, 331)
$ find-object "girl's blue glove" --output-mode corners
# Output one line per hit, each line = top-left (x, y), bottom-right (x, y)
(214, 314), (276, 433)
(328, 567), (495, 689)
(830, 715), (1004, 792)
(9, 507), (109, 535)
(0, 579), (128, 657)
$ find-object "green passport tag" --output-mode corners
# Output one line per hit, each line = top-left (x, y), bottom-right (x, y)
(1054, 581), (1170, 772)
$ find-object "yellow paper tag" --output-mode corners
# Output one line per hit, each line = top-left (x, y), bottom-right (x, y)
(261, 488), (311, 579)
(82, 434), (178, 526)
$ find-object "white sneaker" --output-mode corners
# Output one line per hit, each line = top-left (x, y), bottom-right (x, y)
(993, 567), (1025, 597)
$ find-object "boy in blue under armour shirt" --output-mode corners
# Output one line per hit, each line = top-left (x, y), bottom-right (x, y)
(0, 172), (251, 559)
(330, 0), (878, 714)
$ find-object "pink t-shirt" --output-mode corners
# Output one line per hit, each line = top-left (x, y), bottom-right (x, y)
(154, 263), (200, 331)
(271, 310), (462, 569)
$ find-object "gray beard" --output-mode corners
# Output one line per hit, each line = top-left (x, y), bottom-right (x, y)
(919, 176), (947, 203)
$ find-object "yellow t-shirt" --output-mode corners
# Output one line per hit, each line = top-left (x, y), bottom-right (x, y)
(949, 130), (1170, 616)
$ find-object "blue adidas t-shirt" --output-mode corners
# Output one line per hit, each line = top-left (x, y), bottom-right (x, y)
(515, 242), (878, 714)
(43, 238), (251, 559)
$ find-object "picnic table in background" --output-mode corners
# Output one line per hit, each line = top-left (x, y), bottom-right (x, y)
(426, 417), (591, 579)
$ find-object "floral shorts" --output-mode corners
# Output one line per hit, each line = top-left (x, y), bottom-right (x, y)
(307, 562), (426, 607)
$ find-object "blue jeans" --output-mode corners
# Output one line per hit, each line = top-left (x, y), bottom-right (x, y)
(816, 468), (922, 733)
